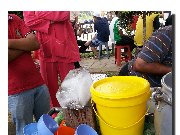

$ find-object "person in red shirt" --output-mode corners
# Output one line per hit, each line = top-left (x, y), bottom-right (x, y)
(23, 11), (81, 118)
(8, 14), (50, 135)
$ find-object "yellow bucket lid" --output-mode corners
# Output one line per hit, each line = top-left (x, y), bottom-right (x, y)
(90, 76), (150, 99)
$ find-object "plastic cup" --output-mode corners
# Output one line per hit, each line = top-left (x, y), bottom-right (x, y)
(37, 114), (59, 135)
(75, 124), (98, 135)
(23, 123), (38, 135)
(54, 120), (75, 135)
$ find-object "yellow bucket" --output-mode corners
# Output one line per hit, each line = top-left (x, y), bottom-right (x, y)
(90, 76), (151, 135)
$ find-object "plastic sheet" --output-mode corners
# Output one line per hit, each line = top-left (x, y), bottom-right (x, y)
(56, 67), (93, 109)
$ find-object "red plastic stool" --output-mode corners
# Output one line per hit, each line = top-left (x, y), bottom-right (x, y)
(115, 45), (131, 66)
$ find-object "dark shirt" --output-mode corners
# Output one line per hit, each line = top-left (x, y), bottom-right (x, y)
(128, 25), (172, 87)
(94, 17), (109, 42)
(153, 15), (160, 30)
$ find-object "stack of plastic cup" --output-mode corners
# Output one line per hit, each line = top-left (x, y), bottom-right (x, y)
(23, 114), (59, 135)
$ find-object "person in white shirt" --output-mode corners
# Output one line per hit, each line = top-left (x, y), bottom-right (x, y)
(70, 11), (80, 30)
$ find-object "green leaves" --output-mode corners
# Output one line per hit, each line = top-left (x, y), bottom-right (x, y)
(54, 110), (64, 125)
(8, 11), (24, 20)
(117, 11), (152, 35)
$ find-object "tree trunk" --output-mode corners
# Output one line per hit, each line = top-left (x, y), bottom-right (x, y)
(143, 11), (146, 45)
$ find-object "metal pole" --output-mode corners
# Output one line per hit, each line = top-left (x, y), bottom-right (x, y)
(143, 11), (146, 45)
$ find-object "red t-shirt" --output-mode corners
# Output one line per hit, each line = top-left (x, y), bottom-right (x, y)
(8, 14), (45, 95)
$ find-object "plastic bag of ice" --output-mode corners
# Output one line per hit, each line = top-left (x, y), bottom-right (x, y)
(56, 67), (93, 109)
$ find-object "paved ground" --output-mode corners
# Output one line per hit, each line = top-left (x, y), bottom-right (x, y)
(79, 56), (128, 73)
(77, 33), (129, 74)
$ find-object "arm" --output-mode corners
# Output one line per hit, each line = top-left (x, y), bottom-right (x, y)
(8, 49), (24, 63)
(23, 11), (50, 33)
(116, 20), (127, 37)
(74, 16), (78, 29)
(84, 35), (96, 46)
(24, 11), (70, 33)
(133, 57), (172, 75)
(133, 25), (172, 75)
(8, 33), (40, 52)
(119, 29), (127, 37)
(36, 11), (70, 22)
(159, 11), (164, 18)
(75, 16), (78, 23)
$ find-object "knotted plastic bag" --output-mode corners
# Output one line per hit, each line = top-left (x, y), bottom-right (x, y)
(56, 67), (93, 109)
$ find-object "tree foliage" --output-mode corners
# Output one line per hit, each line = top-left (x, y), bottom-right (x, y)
(8, 11), (24, 20)
(118, 11), (152, 35)
(79, 11), (93, 20)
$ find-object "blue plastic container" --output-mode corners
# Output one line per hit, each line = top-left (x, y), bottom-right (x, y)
(84, 20), (88, 23)
(89, 19), (93, 22)
(75, 124), (98, 135)
(23, 123), (38, 135)
(37, 114), (59, 135)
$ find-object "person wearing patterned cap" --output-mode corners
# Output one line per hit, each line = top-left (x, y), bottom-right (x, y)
(118, 15), (172, 87)
(85, 11), (109, 59)
(8, 14), (50, 135)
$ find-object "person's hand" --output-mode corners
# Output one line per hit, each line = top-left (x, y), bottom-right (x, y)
(34, 59), (39, 63)
(50, 21), (55, 24)
(74, 22), (78, 30)
(84, 41), (91, 46)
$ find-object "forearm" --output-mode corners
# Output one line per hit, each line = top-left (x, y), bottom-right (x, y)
(8, 33), (40, 52)
(137, 62), (171, 75)
(8, 49), (24, 63)
(119, 30), (127, 37)
(91, 35), (96, 41)
(89, 35), (96, 43)
(23, 11), (50, 33)
(133, 58), (172, 75)
(75, 16), (78, 23)
(121, 34), (128, 37)
(84, 35), (96, 46)
(26, 19), (50, 33)
(36, 11), (70, 22)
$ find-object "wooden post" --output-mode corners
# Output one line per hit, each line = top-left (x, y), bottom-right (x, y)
(86, 25), (88, 40)
(162, 12), (164, 28)
(90, 24), (91, 33)
(79, 24), (81, 37)
(82, 25), (84, 39)
(143, 11), (146, 46)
